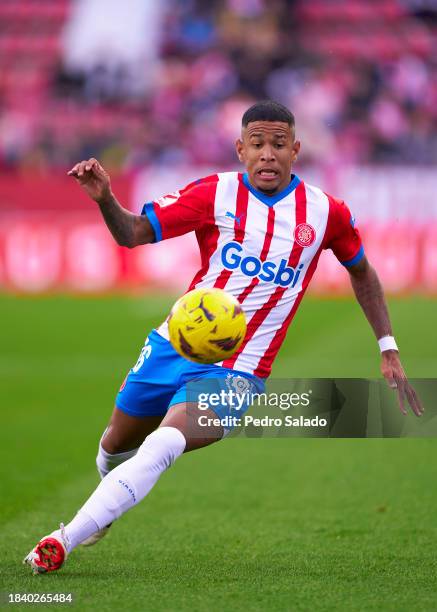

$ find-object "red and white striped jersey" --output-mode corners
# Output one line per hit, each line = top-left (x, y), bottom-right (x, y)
(142, 171), (363, 378)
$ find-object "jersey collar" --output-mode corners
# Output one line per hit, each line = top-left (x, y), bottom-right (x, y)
(242, 172), (301, 207)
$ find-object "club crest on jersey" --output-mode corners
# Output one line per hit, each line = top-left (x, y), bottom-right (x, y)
(294, 223), (316, 248)
(225, 373), (251, 395)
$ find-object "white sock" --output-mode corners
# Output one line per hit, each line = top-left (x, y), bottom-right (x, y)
(65, 427), (186, 550)
(63, 512), (100, 552)
(96, 436), (138, 479)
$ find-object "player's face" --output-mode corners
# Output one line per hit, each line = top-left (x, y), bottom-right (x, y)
(236, 121), (300, 195)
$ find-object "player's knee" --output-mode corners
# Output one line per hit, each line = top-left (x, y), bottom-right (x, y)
(100, 428), (131, 455)
(100, 437), (121, 455)
(136, 427), (186, 471)
(96, 431), (139, 480)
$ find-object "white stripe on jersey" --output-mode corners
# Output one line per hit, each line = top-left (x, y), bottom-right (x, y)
(216, 191), (271, 297)
(194, 172), (240, 289)
(212, 189), (277, 368)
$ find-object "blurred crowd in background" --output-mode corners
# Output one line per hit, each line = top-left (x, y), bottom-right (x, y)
(0, 0), (436, 173)
(1, 0), (436, 293)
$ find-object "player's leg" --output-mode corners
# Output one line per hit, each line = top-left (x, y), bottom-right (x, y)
(60, 400), (223, 553)
(92, 330), (179, 484)
(23, 343), (260, 573)
(96, 407), (163, 478)
(23, 332), (192, 573)
(159, 401), (223, 451)
(25, 371), (262, 572)
(81, 327), (182, 548)
(66, 402), (221, 548)
(96, 401), (220, 484)
(81, 407), (163, 546)
(23, 403), (221, 573)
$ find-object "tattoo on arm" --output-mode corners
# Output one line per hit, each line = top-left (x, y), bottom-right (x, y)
(97, 194), (153, 247)
(349, 260), (392, 339)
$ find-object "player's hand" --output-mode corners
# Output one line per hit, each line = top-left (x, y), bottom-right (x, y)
(68, 158), (112, 204)
(380, 350), (424, 417)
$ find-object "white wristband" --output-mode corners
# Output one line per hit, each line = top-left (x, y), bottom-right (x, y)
(378, 336), (398, 353)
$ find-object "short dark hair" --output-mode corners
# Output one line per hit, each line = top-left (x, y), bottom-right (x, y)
(242, 100), (295, 128)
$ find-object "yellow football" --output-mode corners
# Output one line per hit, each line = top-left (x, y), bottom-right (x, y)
(168, 288), (246, 364)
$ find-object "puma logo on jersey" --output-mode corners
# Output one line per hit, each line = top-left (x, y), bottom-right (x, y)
(225, 211), (246, 225)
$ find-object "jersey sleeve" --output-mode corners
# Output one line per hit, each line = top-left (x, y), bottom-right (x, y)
(140, 176), (217, 242)
(324, 195), (364, 267)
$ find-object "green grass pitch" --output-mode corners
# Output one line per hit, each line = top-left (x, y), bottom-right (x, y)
(1, 294), (437, 611)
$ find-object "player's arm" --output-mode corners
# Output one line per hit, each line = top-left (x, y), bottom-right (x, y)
(68, 158), (154, 247)
(347, 255), (423, 417)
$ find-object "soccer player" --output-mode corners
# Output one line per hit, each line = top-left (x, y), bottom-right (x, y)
(24, 101), (423, 574)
